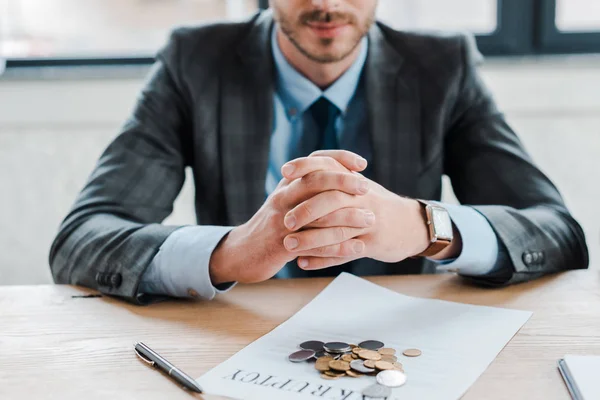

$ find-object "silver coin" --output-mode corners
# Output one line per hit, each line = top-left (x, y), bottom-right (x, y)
(362, 383), (392, 398)
(288, 349), (316, 363)
(350, 359), (375, 374)
(323, 342), (351, 354)
(376, 370), (407, 388)
(358, 340), (385, 351)
(299, 340), (324, 352)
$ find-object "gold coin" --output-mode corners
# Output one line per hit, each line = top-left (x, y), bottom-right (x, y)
(349, 344), (358, 349)
(363, 359), (377, 369)
(381, 355), (397, 363)
(315, 360), (331, 372)
(329, 360), (351, 372)
(351, 354), (359, 359)
(352, 347), (363, 355)
(321, 373), (341, 380)
(324, 370), (346, 377)
(393, 362), (403, 369)
(316, 356), (333, 362)
(375, 360), (395, 370)
(403, 348), (422, 357)
(378, 348), (396, 356)
(341, 354), (354, 362)
(358, 349), (382, 361)
(346, 370), (362, 378)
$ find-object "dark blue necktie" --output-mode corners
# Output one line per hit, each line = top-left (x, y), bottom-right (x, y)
(289, 97), (339, 161)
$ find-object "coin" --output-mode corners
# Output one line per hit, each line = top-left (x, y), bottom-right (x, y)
(358, 349), (382, 361)
(320, 373), (340, 380)
(393, 361), (403, 369)
(349, 344), (358, 349)
(352, 347), (363, 355)
(329, 360), (351, 372)
(374, 360), (395, 370)
(378, 348), (396, 356)
(403, 348), (422, 357)
(345, 370), (362, 378)
(324, 370), (346, 377)
(351, 354), (359, 359)
(341, 354), (354, 362)
(363, 359), (377, 369)
(315, 358), (332, 372)
(300, 341), (325, 352)
(376, 370), (407, 388)
(350, 359), (375, 374)
(358, 340), (384, 351)
(289, 349), (316, 363)
(381, 355), (397, 363)
(324, 342), (351, 354)
(362, 383), (392, 398)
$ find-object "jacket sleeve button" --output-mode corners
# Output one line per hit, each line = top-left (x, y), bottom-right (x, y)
(110, 273), (123, 288)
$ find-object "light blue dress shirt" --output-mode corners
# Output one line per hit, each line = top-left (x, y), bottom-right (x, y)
(139, 27), (499, 299)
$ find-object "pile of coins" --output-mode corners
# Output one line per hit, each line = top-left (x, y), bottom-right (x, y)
(288, 340), (422, 398)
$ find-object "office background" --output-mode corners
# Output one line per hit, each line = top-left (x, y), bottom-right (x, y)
(0, 0), (599, 285)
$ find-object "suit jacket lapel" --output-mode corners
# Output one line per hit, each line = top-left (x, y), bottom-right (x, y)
(220, 12), (275, 225)
(366, 25), (422, 198)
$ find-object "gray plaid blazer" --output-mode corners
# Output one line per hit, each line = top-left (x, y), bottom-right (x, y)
(49, 11), (588, 304)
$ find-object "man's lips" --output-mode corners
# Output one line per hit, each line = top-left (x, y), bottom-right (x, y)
(305, 22), (350, 38)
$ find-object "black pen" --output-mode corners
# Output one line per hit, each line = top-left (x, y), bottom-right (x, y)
(134, 342), (203, 393)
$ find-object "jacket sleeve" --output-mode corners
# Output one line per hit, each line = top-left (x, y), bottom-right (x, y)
(49, 31), (196, 303)
(444, 33), (589, 285)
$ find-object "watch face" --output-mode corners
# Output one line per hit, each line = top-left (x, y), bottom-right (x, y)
(431, 207), (453, 240)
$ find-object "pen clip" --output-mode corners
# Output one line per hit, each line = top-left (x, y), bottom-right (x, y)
(134, 347), (156, 367)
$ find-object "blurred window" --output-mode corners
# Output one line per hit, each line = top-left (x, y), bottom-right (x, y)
(1, 0), (599, 63)
(556, 0), (600, 32)
(377, 0), (498, 34)
(0, 0), (257, 59)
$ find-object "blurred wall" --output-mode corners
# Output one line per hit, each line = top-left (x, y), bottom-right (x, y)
(1, 56), (599, 285)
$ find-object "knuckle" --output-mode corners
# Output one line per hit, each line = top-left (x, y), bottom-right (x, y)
(346, 209), (360, 225)
(336, 173), (348, 189)
(317, 244), (337, 256)
(291, 158), (305, 171)
(301, 202), (314, 219)
(313, 214), (329, 226)
(332, 190), (347, 204)
(270, 189), (285, 209)
(340, 242), (355, 257)
(336, 226), (348, 241)
(302, 171), (319, 190)
(313, 246), (327, 256)
(325, 156), (339, 170)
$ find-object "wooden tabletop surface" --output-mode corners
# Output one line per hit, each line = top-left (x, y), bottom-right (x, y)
(1, 270), (599, 400)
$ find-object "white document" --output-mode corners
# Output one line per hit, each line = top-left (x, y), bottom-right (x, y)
(559, 355), (600, 400)
(197, 273), (531, 400)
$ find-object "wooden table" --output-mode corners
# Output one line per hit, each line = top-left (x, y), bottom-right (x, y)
(1, 270), (599, 399)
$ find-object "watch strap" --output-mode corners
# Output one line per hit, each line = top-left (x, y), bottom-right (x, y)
(416, 238), (452, 257)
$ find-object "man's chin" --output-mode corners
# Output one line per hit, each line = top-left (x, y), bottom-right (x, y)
(304, 47), (357, 64)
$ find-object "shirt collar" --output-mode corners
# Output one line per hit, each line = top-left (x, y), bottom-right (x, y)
(271, 24), (368, 118)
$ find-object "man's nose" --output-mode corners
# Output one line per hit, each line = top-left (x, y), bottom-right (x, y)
(311, 0), (342, 11)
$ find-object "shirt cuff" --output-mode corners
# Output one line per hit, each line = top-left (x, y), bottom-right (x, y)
(139, 226), (237, 299)
(430, 203), (499, 276)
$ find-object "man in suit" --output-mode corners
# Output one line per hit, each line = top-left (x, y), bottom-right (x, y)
(50, 0), (588, 304)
